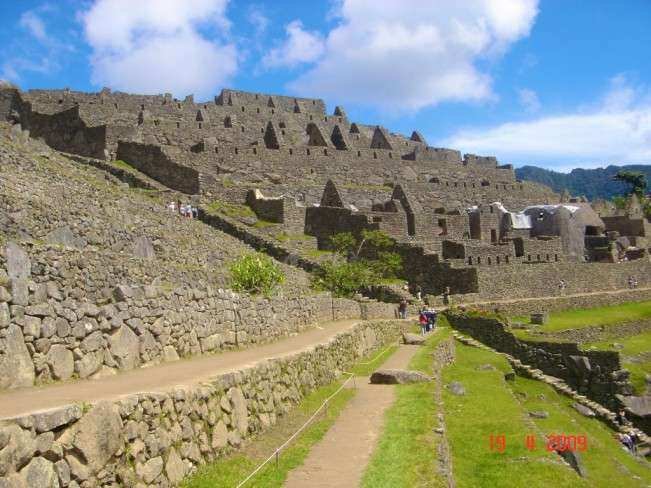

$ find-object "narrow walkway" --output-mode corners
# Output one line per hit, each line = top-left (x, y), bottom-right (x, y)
(0, 319), (372, 420)
(284, 344), (421, 488)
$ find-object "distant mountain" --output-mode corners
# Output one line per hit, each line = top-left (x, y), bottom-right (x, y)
(515, 164), (651, 201)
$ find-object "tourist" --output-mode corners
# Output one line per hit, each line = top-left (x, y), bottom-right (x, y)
(628, 276), (635, 289)
(168, 201), (176, 212)
(425, 309), (437, 332)
(443, 286), (451, 305)
(558, 279), (566, 294)
(192, 206), (199, 219)
(619, 433), (634, 452)
(177, 200), (182, 215)
(616, 408), (629, 426)
(398, 299), (408, 320)
(414, 284), (422, 301)
(419, 309), (428, 335)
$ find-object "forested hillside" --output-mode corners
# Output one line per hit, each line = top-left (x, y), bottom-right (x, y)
(516, 164), (651, 200)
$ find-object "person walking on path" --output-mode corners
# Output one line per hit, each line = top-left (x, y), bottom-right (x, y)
(418, 309), (428, 335)
(398, 299), (408, 319)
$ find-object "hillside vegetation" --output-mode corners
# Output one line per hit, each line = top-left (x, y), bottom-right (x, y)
(516, 164), (651, 200)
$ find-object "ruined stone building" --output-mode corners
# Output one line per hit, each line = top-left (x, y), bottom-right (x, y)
(1, 83), (650, 301)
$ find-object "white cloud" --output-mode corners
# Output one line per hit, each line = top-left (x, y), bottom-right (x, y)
(80, 0), (238, 99)
(442, 76), (651, 171)
(263, 21), (325, 69)
(517, 88), (540, 113)
(281, 0), (538, 110)
(247, 6), (269, 37)
(20, 11), (47, 42)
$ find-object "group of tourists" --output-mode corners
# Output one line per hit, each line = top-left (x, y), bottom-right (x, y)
(418, 308), (438, 335)
(167, 200), (199, 219)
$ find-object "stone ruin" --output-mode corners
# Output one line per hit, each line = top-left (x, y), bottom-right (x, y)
(1, 83), (650, 302)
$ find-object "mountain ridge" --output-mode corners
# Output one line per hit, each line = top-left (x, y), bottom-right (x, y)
(515, 164), (651, 201)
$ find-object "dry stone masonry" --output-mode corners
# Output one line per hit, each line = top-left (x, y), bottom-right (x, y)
(0, 318), (402, 487)
(1, 83), (650, 302)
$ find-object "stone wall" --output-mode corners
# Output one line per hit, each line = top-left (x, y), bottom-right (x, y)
(21, 107), (107, 159)
(466, 288), (651, 316)
(0, 319), (402, 487)
(444, 311), (630, 409)
(475, 259), (651, 299)
(0, 267), (389, 390)
(116, 142), (199, 194)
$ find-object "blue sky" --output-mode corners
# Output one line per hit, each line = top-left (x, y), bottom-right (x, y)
(1, 0), (650, 172)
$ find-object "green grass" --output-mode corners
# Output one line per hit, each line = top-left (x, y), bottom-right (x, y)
(305, 249), (334, 259)
(273, 232), (312, 243)
(182, 381), (355, 488)
(361, 327), (452, 488)
(350, 344), (399, 376)
(584, 330), (651, 356)
(252, 219), (277, 229)
(204, 200), (256, 219)
(583, 330), (651, 394)
(624, 361), (651, 394)
(443, 339), (651, 486)
(513, 300), (651, 334)
(183, 337), (403, 487)
(510, 375), (651, 486)
(112, 159), (137, 172)
(443, 342), (584, 487)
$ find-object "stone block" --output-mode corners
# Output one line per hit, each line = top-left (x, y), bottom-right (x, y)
(530, 312), (548, 325)
(370, 369), (431, 384)
(47, 345), (74, 381)
(71, 402), (123, 471)
(31, 405), (82, 433)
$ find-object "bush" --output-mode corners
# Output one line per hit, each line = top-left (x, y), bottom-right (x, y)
(312, 261), (376, 298)
(229, 253), (284, 296)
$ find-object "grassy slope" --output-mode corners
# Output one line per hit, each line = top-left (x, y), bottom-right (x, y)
(513, 300), (651, 333)
(511, 375), (651, 485)
(183, 341), (399, 487)
(361, 326), (452, 488)
(443, 341), (651, 487)
(443, 342), (578, 487)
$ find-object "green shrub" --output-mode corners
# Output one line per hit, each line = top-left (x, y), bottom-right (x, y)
(229, 253), (284, 296)
(312, 261), (376, 297)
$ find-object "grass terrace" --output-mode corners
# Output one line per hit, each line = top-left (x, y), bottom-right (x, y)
(512, 300), (651, 334)
(442, 339), (651, 486)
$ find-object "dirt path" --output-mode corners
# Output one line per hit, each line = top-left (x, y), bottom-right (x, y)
(284, 343), (421, 488)
(0, 319), (374, 420)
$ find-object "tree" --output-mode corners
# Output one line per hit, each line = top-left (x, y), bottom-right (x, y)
(314, 230), (404, 296)
(614, 170), (647, 197)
